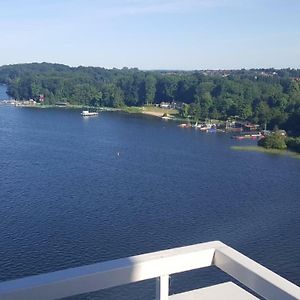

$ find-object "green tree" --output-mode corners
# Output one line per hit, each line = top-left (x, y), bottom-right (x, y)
(258, 133), (287, 150)
(181, 103), (190, 118)
(144, 74), (156, 105)
(254, 101), (272, 126)
(189, 103), (201, 122)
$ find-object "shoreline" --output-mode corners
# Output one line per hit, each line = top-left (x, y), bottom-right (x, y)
(3, 102), (300, 159)
(0, 101), (225, 124)
(7, 102), (186, 121)
(231, 145), (300, 159)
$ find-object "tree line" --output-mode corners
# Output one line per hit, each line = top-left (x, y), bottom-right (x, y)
(0, 63), (300, 134)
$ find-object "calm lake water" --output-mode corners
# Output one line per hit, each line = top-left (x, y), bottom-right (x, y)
(0, 104), (299, 299)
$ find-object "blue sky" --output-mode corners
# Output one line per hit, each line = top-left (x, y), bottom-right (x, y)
(0, 0), (299, 69)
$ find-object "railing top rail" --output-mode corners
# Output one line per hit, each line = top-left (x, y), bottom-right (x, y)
(0, 241), (299, 300)
(0, 241), (219, 300)
(214, 244), (300, 300)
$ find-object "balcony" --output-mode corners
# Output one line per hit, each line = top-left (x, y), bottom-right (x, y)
(0, 241), (299, 300)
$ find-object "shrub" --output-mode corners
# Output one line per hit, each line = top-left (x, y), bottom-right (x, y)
(258, 133), (287, 150)
(286, 137), (300, 153)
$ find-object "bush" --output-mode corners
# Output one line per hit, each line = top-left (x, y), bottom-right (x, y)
(258, 133), (287, 150)
(286, 137), (300, 153)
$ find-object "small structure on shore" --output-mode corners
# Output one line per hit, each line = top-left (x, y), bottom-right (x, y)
(159, 102), (171, 109)
(15, 99), (37, 107)
(161, 113), (172, 120)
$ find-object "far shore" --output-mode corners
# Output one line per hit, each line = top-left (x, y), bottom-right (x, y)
(6, 101), (183, 120)
(3, 101), (300, 159)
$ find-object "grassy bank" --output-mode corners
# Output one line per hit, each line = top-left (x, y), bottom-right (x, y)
(142, 106), (178, 116)
(231, 146), (300, 159)
(120, 106), (143, 114)
(119, 105), (182, 120)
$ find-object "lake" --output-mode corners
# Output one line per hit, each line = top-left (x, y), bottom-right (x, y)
(0, 105), (299, 299)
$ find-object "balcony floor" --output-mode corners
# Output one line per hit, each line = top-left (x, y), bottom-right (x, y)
(169, 282), (259, 300)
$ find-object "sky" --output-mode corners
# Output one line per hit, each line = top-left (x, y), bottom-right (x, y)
(0, 0), (299, 70)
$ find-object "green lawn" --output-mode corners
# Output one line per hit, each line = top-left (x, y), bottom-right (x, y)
(231, 146), (300, 159)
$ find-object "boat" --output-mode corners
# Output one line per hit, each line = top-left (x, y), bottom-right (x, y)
(195, 123), (213, 131)
(207, 127), (217, 133)
(178, 123), (191, 128)
(231, 132), (262, 140)
(81, 110), (99, 117)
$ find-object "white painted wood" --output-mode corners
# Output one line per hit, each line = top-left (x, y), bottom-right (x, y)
(169, 282), (259, 300)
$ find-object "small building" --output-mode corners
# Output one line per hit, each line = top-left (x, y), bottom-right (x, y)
(243, 123), (260, 132)
(225, 120), (243, 131)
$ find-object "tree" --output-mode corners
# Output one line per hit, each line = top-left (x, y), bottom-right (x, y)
(254, 101), (272, 125)
(258, 133), (287, 150)
(286, 137), (300, 153)
(144, 74), (156, 105)
(198, 92), (212, 118)
(238, 103), (253, 120)
(181, 103), (190, 118)
(189, 103), (201, 122)
(101, 84), (124, 107)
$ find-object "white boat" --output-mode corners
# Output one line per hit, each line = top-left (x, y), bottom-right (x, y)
(81, 110), (98, 116)
(178, 123), (191, 128)
(195, 123), (212, 131)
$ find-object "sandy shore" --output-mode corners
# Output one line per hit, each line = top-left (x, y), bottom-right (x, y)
(140, 107), (178, 118)
(141, 110), (164, 117)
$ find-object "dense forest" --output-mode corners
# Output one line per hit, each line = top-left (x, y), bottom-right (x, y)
(0, 63), (300, 134)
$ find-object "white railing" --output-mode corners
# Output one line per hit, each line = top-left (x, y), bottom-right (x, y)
(0, 241), (299, 300)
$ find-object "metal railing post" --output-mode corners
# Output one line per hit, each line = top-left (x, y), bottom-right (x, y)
(156, 275), (169, 300)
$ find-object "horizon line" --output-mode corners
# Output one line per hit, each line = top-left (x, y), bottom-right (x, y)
(1, 62), (300, 72)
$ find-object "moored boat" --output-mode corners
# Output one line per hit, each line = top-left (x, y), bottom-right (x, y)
(195, 123), (214, 131)
(231, 132), (262, 140)
(178, 123), (191, 128)
(81, 110), (99, 116)
(207, 127), (217, 133)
